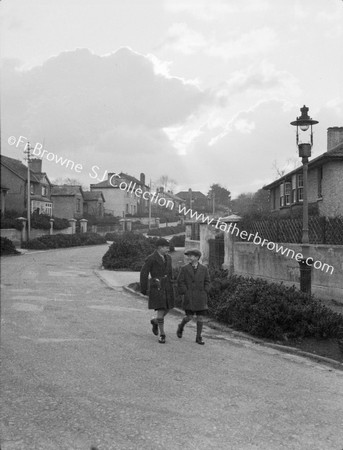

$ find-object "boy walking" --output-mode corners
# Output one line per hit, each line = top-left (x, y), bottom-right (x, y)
(176, 249), (210, 345)
(140, 238), (174, 344)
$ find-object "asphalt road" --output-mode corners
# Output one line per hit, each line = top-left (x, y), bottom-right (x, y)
(1, 245), (343, 450)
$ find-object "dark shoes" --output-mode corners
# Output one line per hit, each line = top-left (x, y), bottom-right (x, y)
(196, 336), (205, 345)
(176, 324), (183, 338)
(158, 334), (166, 344)
(150, 318), (158, 336)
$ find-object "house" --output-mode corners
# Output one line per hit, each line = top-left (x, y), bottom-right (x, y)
(176, 189), (209, 212)
(1, 185), (9, 216)
(83, 191), (105, 217)
(151, 187), (185, 217)
(51, 185), (84, 219)
(263, 127), (343, 218)
(0, 155), (53, 216)
(90, 172), (149, 217)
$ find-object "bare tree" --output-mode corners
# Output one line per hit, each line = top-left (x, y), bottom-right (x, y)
(155, 175), (177, 193)
(51, 177), (88, 190)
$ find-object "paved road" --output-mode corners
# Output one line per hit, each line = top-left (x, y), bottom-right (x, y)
(1, 246), (343, 450)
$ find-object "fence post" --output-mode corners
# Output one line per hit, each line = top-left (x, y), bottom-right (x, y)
(17, 217), (27, 243)
(80, 218), (88, 233)
(222, 214), (242, 275)
(68, 219), (77, 234)
(49, 218), (54, 235)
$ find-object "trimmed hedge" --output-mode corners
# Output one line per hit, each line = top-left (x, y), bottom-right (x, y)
(208, 269), (343, 340)
(21, 232), (106, 249)
(147, 224), (185, 236)
(1, 237), (19, 255)
(169, 234), (185, 247)
(102, 232), (156, 271)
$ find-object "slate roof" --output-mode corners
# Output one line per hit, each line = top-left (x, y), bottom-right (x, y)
(264, 143), (343, 190)
(1, 154), (41, 183)
(83, 191), (105, 202)
(90, 172), (148, 189)
(51, 185), (83, 197)
(176, 190), (207, 200)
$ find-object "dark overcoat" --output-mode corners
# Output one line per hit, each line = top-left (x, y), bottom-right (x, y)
(177, 263), (210, 311)
(140, 250), (175, 310)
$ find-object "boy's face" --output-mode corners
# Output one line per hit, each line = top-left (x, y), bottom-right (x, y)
(186, 254), (199, 264)
(158, 246), (169, 255)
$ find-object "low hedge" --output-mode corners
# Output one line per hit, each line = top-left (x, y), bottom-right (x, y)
(21, 232), (106, 249)
(208, 269), (343, 340)
(147, 224), (185, 236)
(169, 234), (185, 247)
(1, 237), (20, 255)
(102, 232), (156, 271)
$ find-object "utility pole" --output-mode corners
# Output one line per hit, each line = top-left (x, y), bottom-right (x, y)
(148, 179), (152, 229)
(24, 142), (32, 240)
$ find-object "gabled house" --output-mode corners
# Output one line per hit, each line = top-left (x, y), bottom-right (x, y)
(0, 155), (53, 215)
(83, 191), (105, 217)
(90, 172), (149, 217)
(263, 127), (343, 218)
(51, 185), (84, 219)
(176, 189), (209, 212)
(152, 187), (185, 214)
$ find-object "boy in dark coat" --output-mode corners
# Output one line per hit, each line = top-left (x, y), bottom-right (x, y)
(140, 238), (175, 344)
(177, 249), (210, 345)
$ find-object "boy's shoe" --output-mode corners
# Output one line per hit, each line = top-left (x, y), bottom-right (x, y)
(158, 334), (166, 344)
(196, 336), (205, 345)
(150, 318), (158, 336)
(176, 324), (183, 338)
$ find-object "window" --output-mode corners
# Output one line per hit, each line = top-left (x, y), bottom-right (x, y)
(292, 175), (297, 203)
(285, 182), (291, 205)
(42, 186), (47, 196)
(297, 173), (303, 202)
(30, 183), (34, 194)
(44, 203), (52, 216)
(76, 198), (81, 212)
(318, 166), (323, 198)
(126, 204), (129, 213)
(279, 183), (285, 207)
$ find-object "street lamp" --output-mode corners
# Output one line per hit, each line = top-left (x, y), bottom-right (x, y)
(290, 105), (319, 294)
(24, 141), (32, 240)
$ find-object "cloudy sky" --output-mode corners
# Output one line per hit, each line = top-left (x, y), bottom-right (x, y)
(2, 0), (342, 197)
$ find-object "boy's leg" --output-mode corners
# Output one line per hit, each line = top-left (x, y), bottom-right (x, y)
(196, 314), (205, 345)
(151, 309), (168, 336)
(177, 312), (192, 338)
(157, 309), (166, 343)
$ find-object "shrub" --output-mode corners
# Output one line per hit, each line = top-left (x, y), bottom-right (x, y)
(208, 275), (343, 340)
(21, 232), (106, 249)
(102, 232), (155, 271)
(169, 234), (185, 247)
(147, 224), (185, 236)
(1, 237), (20, 255)
(0, 217), (23, 230)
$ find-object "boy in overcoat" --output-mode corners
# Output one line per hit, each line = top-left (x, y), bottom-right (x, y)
(140, 238), (175, 344)
(177, 249), (210, 345)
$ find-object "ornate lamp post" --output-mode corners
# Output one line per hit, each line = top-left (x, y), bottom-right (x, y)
(290, 105), (318, 294)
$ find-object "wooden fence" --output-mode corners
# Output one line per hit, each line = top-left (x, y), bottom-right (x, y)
(238, 216), (343, 245)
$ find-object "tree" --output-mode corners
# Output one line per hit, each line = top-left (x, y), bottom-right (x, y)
(155, 175), (177, 193)
(52, 177), (88, 190)
(231, 189), (270, 217)
(207, 183), (231, 208)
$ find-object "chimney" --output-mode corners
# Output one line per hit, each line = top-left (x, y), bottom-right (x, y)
(140, 172), (145, 185)
(30, 158), (42, 173)
(159, 186), (164, 193)
(327, 127), (343, 151)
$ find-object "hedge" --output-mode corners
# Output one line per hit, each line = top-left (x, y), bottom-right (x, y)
(21, 232), (107, 249)
(1, 237), (20, 255)
(147, 224), (185, 236)
(208, 268), (343, 341)
(102, 232), (156, 271)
